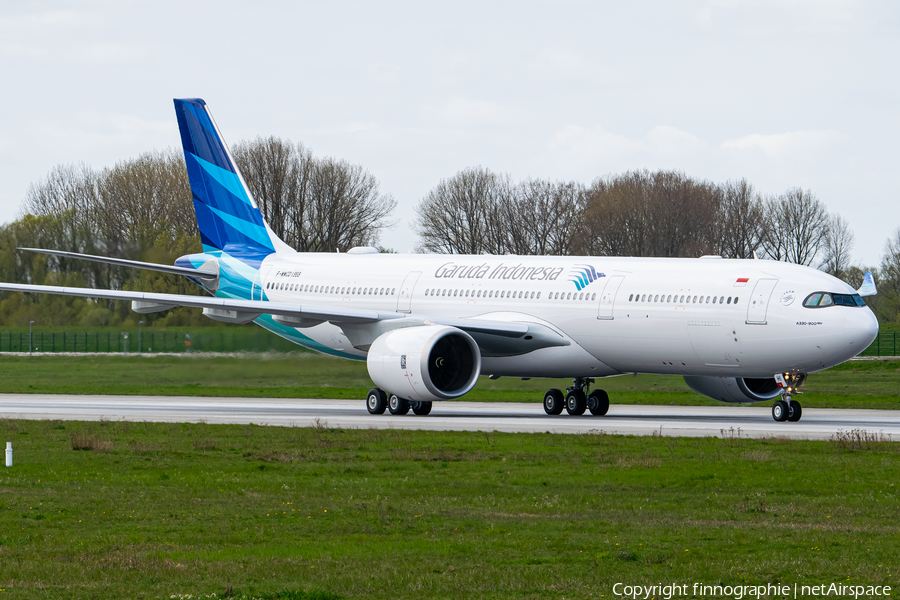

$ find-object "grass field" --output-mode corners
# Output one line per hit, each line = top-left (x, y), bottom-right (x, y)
(0, 419), (897, 599)
(0, 354), (898, 410)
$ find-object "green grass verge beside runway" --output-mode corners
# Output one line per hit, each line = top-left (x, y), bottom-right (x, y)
(0, 420), (897, 599)
(0, 355), (898, 409)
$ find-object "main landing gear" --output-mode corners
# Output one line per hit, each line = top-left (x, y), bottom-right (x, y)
(366, 388), (432, 416)
(772, 372), (807, 423)
(544, 377), (610, 416)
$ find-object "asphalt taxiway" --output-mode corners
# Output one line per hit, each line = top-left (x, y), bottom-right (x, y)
(1, 394), (898, 440)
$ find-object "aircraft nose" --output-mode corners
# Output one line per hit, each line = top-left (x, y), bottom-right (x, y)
(848, 307), (879, 354)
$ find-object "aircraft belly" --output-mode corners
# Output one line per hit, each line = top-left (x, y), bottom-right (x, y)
(480, 343), (619, 378)
(572, 312), (700, 374)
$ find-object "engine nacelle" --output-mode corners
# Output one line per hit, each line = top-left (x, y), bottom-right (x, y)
(367, 325), (481, 402)
(683, 376), (781, 404)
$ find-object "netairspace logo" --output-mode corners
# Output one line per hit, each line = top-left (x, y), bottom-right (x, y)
(569, 264), (604, 291)
(612, 582), (892, 600)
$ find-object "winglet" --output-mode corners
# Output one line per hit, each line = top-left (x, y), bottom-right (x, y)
(857, 272), (877, 297)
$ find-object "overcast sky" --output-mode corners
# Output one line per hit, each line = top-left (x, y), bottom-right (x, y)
(1, 1), (897, 265)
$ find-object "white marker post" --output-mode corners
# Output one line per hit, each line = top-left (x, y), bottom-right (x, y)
(5, 442), (11, 467)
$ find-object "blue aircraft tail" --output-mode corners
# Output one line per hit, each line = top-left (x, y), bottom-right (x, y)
(173, 98), (289, 263)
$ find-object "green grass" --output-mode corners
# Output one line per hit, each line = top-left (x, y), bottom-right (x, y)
(0, 419), (897, 599)
(0, 354), (898, 409)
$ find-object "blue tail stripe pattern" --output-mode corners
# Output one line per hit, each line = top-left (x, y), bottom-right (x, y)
(179, 100), (233, 169)
(173, 98), (361, 361)
(174, 98), (275, 260)
(185, 154), (262, 225)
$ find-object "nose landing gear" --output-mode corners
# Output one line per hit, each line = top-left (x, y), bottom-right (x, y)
(772, 372), (807, 422)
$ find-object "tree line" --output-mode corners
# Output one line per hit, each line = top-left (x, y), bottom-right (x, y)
(0, 139), (395, 326)
(413, 166), (900, 320)
(414, 168), (854, 272)
(1, 138), (899, 326)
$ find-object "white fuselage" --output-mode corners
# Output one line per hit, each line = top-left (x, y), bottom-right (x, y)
(257, 253), (879, 380)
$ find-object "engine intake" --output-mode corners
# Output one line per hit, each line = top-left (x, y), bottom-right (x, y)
(683, 376), (781, 404)
(367, 325), (481, 402)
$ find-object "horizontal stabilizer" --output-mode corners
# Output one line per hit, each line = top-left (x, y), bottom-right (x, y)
(857, 271), (877, 297)
(19, 248), (218, 280)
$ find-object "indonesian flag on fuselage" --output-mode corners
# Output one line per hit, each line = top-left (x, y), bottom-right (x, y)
(734, 277), (749, 287)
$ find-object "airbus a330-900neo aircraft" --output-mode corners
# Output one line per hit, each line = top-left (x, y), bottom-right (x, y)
(0, 99), (880, 422)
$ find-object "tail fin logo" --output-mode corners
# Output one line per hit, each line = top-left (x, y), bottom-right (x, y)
(569, 265), (605, 291)
(174, 98), (275, 258)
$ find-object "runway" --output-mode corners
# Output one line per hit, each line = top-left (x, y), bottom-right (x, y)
(1, 394), (899, 440)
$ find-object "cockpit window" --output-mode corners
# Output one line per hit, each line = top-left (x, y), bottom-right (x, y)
(803, 292), (866, 308)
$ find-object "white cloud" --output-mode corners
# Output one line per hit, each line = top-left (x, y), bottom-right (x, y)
(32, 112), (177, 157)
(1, 41), (148, 65)
(0, 9), (106, 40)
(367, 62), (404, 86)
(418, 96), (529, 128)
(543, 124), (709, 177)
(547, 124), (644, 163)
(0, 9), (145, 65)
(0, 132), (16, 152)
(721, 129), (840, 157)
(430, 53), (471, 88)
(646, 125), (708, 156)
(530, 46), (621, 84)
(697, 0), (861, 34)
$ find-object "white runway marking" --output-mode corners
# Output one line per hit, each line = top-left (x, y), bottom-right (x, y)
(1, 394), (899, 440)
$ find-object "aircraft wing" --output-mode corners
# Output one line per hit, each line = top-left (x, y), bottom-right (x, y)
(0, 281), (399, 326)
(0, 282), (561, 352)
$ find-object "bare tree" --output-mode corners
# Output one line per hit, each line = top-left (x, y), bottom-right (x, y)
(881, 228), (900, 296)
(583, 172), (647, 257)
(22, 163), (99, 251)
(305, 157), (396, 252)
(413, 167), (505, 254)
(760, 188), (830, 266)
(232, 137), (313, 246)
(502, 179), (585, 256)
(97, 149), (194, 255)
(645, 170), (719, 257)
(582, 170), (719, 257)
(233, 138), (395, 252)
(714, 179), (765, 259)
(819, 213), (855, 278)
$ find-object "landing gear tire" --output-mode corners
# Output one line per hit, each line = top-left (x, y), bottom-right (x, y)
(388, 394), (410, 415)
(366, 388), (387, 415)
(588, 389), (610, 416)
(543, 389), (564, 415)
(772, 400), (789, 422)
(565, 390), (587, 416)
(787, 400), (802, 422)
(411, 401), (432, 416)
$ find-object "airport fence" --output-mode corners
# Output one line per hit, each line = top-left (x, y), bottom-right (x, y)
(0, 326), (306, 354)
(858, 331), (899, 358)
(0, 326), (897, 357)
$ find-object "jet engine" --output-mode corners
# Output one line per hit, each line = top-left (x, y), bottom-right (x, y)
(367, 325), (481, 402)
(683, 376), (781, 404)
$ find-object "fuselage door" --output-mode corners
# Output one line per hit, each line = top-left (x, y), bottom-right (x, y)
(253, 264), (276, 301)
(397, 271), (422, 313)
(597, 275), (625, 320)
(746, 278), (778, 324)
